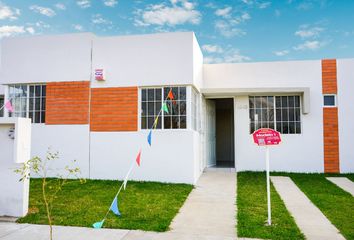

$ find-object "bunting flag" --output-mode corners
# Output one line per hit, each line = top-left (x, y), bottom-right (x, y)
(93, 220), (105, 229)
(162, 103), (169, 114)
(136, 149), (142, 166)
(167, 89), (174, 100)
(5, 100), (13, 112)
(147, 130), (152, 146)
(153, 117), (159, 129)
(110, 196), (121, 216)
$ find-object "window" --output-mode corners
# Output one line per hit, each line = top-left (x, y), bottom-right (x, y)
(249, 95), (301, 134)
(323, 94), (336, 107)
(8, 84), (46, 123)
(141, 86), (186, 129)
(0, 96), (3, 117)
(191, 88), (198, 130)
(141, 88), (162, 129)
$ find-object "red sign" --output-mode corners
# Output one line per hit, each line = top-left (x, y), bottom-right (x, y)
(95, 69), (105, 81)
(253, 128), (281, 146)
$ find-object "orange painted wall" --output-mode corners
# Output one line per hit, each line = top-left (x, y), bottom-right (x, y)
(90, 87), (138, 132)
(322, 59), (339, 173)
(46, 81), (90, 124)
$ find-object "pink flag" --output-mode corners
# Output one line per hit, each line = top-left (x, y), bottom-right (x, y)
(5, 100), (13, 112)
(136, 149), (142, 167)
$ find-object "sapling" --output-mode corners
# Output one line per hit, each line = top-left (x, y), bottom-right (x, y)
(15, 149), (85, 240)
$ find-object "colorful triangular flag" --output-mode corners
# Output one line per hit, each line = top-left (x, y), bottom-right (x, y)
(167, 89), (174, 100)
(123, 165), (133, 190)
(5, 100), (13, 112)
(147, 130), (152, 146)
(162, 103), (169, 114)
(110, 196), (121, 216)
(136, 149), (142, 166)
(93, 219), (105, 229)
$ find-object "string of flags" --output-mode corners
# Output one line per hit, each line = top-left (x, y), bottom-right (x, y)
(93, 88), (175, 229)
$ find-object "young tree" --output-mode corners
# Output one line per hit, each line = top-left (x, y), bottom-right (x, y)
(15, 149), (84, 240)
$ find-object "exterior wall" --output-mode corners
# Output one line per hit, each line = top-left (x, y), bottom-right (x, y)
(0, 33), (93, 84)
(31, 124), (90, 178)
(337, 59), (354, 173)
(1, 32), (353, 186)
(90, 131), (196, 184)
(90, 87), (138, 132)
(91, 32), (194, 88)
(46, 81), (90, 124)
(204, 61), (324, 172)
(192, 33), (203, 90)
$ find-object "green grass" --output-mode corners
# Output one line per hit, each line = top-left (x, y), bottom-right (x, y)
(237, 172), (305, 240)
(288, 173), (354, 240)
(17, 178), (193, 232)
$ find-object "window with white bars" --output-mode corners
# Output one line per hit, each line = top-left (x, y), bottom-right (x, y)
(0, 96), (4, 117)
(141, 86), (186, 129)
(249, 96), (301, 134)
(191, 88), (198, 131)
(8, 84), (46, 123)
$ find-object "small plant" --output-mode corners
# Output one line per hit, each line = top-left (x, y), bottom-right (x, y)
(15, 149), (85, 240)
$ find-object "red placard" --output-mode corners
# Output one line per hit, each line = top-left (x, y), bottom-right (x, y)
(253, 128), (281, 146)
(95, 69), (104, 81)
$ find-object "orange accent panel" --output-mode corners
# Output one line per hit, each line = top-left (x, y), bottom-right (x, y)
(323, 108), (340, 173)
(322, 59), (339, 173)
(322, 59), (337, 94)
(90, 87), (138, 132)
(46, 81), (90, 124)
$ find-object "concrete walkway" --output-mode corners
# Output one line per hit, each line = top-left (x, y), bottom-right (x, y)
(271, 176), (345, 240)
(326, 177), (354, 196)
(0, 171), (237, 240)
(169, 171), (236, 238)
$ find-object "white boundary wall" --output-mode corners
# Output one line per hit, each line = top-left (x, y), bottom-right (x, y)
(337, 59), (354, 173)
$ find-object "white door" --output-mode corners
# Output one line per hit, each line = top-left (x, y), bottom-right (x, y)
(205, 99), (216, 167)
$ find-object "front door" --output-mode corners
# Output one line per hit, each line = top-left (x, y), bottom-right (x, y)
(215, 98), (234, 167)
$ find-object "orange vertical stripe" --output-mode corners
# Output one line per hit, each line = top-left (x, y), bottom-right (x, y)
(322, 59), (339, 173)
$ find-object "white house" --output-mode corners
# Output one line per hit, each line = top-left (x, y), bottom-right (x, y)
(0, 32), (353, 184)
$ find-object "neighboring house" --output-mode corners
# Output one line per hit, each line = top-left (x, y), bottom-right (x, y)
(0, 32), (353, 184)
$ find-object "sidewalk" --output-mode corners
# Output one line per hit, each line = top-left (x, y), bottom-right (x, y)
(0, 171), (237, 240)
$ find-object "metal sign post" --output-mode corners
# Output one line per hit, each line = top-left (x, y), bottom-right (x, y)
(265, 146), (271, 225)
(252, 128), (281, 226)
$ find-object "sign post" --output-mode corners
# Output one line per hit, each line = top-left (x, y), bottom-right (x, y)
(252, 128), (281, 226)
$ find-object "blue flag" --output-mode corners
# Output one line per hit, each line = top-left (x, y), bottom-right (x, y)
(110, 196), (121, 216)
(93, 220), (104, 229)
(147, 130), (152, 146)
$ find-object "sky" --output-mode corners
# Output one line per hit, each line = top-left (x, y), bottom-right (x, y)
(0, 0), (353, 63)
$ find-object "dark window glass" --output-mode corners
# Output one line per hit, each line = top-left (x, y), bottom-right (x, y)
(141, 87), (186, 129)
(141, 88), (162, 129)
(324, 95), (335, 106)
(275, 95), (301, 134)
(250, 95), (301, 134)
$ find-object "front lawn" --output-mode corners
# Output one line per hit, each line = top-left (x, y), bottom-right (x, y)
(289, 173), (354, 240)
(237, 172), (304, 240)
(17, 178), (193, 232)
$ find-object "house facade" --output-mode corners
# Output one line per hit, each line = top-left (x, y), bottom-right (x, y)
(0, 32), (353, 184)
